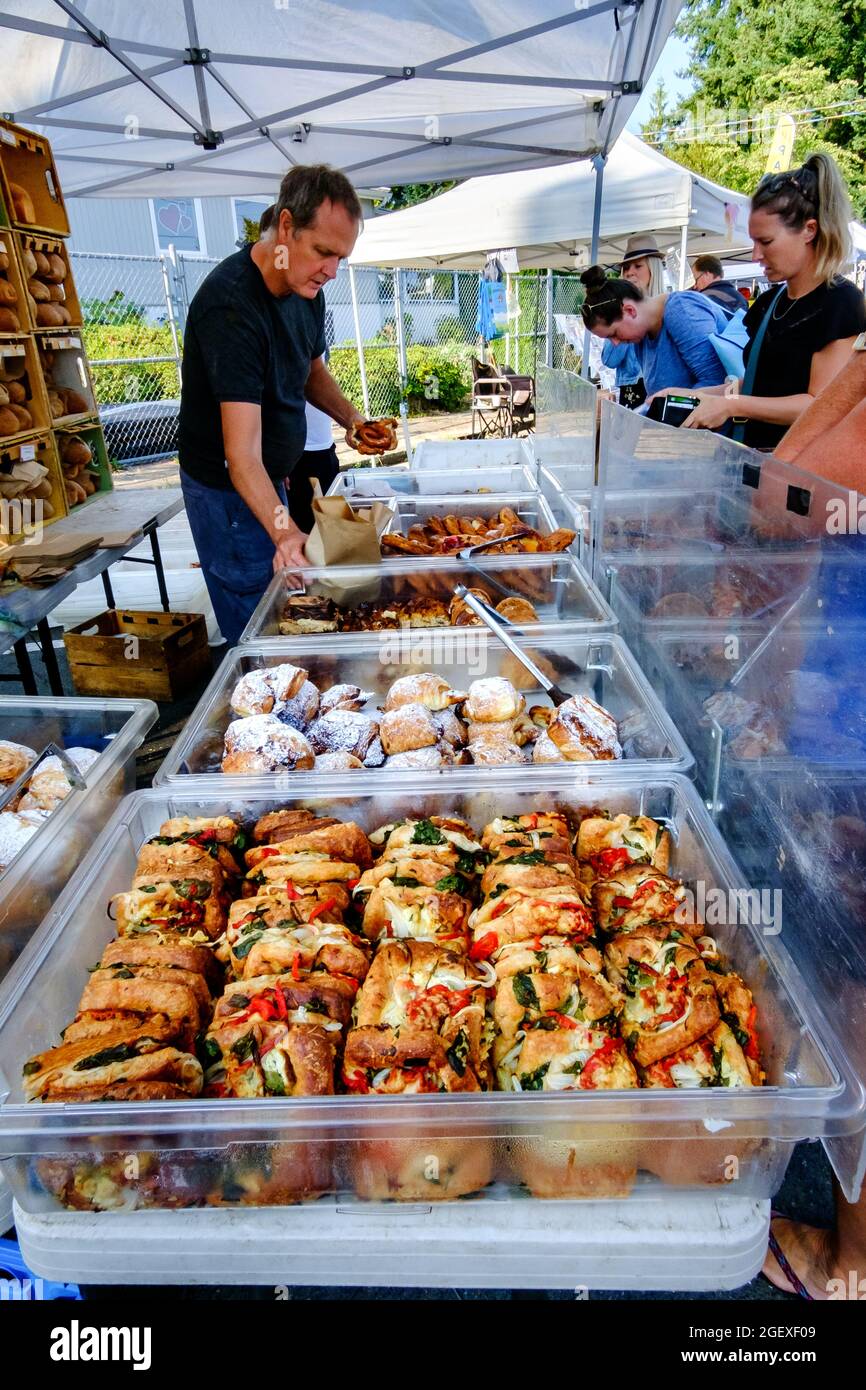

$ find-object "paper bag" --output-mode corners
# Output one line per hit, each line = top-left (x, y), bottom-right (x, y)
(303, 480), (393, 568)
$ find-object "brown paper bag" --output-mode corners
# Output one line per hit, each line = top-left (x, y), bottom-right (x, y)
(303, 481), (394, 568)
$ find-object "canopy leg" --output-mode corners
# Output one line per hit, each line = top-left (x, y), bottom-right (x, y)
(581, 153), (606, 379)
(678, 222), (689, 289)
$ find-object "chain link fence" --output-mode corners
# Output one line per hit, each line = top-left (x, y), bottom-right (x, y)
(71, 248), (584, 463)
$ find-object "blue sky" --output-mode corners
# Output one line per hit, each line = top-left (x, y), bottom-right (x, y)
(628, 33), (695, 132)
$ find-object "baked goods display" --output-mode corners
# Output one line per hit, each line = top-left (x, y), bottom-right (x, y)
(57, 433), (99, 508)
(0, 341), (42, 438)
(20, 238), (73, 329)
(380, 506), (576, 558)
(278, 586), (542, 634)
(23, 804), (765, 1209)
(0, 743), (99, 873)
(37, 342), (91, 423)
(220, 664), (625, 773)
(347, 417), (399, 455)
(0, 234), (23, 335)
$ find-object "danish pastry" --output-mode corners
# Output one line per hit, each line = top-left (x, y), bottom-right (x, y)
(379, 702), (439, 755)
(547, 694), (622, 762)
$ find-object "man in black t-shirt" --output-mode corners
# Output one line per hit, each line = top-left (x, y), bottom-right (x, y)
(178, 164), (366, 643)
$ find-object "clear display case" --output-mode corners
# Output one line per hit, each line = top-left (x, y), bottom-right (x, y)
(154, 631), (693, 783)
(0, 774), (860, 1223)
(0, 695), (157, 989)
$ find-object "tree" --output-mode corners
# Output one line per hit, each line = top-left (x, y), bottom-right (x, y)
(641, 78), (671, 147)
(373, 181), (456, 213)
(660, 2), (866, 217)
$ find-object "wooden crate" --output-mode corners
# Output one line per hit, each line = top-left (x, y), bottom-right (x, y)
(0, 432), (67, 544)
(0, 119), (69, 237)
(0, 227), (30, 336)
(35, 329), (96, 425)
(0, 335), (51, 440)
(13, 231), (82, 331)
(64, 610), (211, 702)
(53, 416), (114, 512)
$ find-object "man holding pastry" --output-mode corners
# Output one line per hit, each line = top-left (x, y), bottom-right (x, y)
(178, 163), (397, 644)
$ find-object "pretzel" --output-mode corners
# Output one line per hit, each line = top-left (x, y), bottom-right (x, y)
(350, 417), (399, 455)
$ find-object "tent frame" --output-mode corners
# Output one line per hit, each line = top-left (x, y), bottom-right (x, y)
(0, 0), (665, 194)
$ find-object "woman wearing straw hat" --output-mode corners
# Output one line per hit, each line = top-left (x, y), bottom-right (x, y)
(600, 234), (668, 406)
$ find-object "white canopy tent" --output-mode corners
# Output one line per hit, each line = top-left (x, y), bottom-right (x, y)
(351, 131), (753, 270)
(0, 0), (680, 196)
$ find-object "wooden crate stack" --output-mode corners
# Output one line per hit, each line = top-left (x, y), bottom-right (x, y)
(0, 118), (113, 542)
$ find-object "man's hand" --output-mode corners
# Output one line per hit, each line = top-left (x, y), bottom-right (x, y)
(273, 521), (309, 573)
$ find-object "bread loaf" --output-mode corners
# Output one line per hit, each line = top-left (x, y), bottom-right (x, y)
(27, 277), (50, 302)
(64, 477), (87, 506)
(0, 406), (21, 435)
(7, 403), (32, 430)
(35, 303), (64, 327)
(9, 183), (36, 225)
(0, 307), (20, 332)
(0, 279), (17, 305)
(54, 304), (71, 325)
(47, 283), (65, 303)
(32, 251), (51, 277)
(61, 387), (88, 414)
(80, 472), (97, 496)
(0, 384), (7, 407)
(21, 247), (37, 279)
(47, 390), (65, 418)
(46, 253), (66, 283)
(62, 437), (92, 468)
(6, 380), (25, 404)
(30, 479), (53, 501)
(0, 251), (8, 273)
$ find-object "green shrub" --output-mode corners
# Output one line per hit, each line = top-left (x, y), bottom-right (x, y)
(83, 322), (180, 404)
(403, 344), (472, 412)
(435, 314), (465, 343)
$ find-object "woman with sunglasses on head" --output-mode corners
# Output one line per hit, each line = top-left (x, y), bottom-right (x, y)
(581, 259), (729, 398)
(600, 234), (669, 405)
(657, 154), (865, 443)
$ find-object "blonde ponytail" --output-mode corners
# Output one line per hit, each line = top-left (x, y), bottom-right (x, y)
(805, 153), (852, 283)
(751, 151), (853, 283)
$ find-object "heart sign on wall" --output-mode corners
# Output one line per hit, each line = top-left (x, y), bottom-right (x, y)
(157, 201), (194, 236)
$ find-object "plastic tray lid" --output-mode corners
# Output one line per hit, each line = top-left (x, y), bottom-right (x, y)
(735, 764), (866, 1200)
(327, 464), (539, 498)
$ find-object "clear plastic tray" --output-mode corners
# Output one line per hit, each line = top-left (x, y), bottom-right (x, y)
(240, 553), (617, 644)
(0, 696), (157, 990)
(0, 773), (860, 1217)
(380, 491), (569, 557)
(328, 464), (539, 497)
(154, 631), (693, 784)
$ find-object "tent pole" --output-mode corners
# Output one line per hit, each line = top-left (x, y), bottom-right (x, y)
(678, 222), (689, 289)
(581, 152), (605, 379)
(393, 268), (412, 459)
(545, 268), (554, 367)
(348, 264), (371, 418)
(504, 272), (512, 368)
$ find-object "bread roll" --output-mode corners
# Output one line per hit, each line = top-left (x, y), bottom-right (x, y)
(0, 307), (20, 332)
(47, 282), (66, 303)
(32, 251), (51, 277)
(21, 247), (37, 279)
(0, 405), (21, 435)
(9, 183), (36, 225)
(0, 279), (17, 305)
(6, 380), (25, 405)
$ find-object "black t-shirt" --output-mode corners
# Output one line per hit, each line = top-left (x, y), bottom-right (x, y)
(742, 276), (866, 449)
(178, 245), (327, 490)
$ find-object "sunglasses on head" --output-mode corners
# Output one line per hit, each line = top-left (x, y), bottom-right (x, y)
(580, 296), (620, 324)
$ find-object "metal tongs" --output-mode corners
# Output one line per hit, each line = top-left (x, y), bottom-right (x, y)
(0, 741), (89, 815)
(454, 586), (573, 707)
(456, 530), (538, 605)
